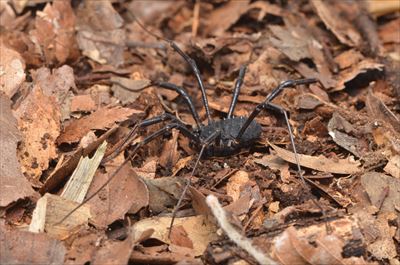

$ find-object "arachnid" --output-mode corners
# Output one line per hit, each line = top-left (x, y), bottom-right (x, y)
(59, 27), (318, 227)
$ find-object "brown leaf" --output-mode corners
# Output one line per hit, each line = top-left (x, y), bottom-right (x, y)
(226, 170), (249, 202)
(334, 49), (363, 70)
(366, 90), (400, 133)
(70, 94), (96, 113)
(76, 1), (125, 66)
(14, 85), (61, 182)
(269, 142), (361, 174)
(144, 176), (185, 213)
(29, 0), (77, 64)
(311, 0), (361, 47)
(159, 128), (180, 169)
(0, 93), (36, 207)
(335, 59), (384, 91)
(57, 107), (139, 144)
(384, 155), (400, 179)
(131, 215), (218, 256)
(110, 77), (151, 105)
(92, 237), (133, 265)
(0, 227), (66, 264)
(379, 18), (400, 44)
(361, 172), (400, 213)
(205, 0), (251, 36)
(0, 44), (26, 97)
(87, 161), (149, 228)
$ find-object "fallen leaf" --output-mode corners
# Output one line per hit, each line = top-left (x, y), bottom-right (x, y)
(334, 59), (384, 91)
(70, 94), (96, 113)
(0, 44), (25, 97)
(269, 142), (361, 174)
(76, 1), (125, 66)
(205, 0), (251, 36)
(366, 90), (400, 133)
(57, 107), (139, 144)
(144, 176), (185, 213)
(0, 226), (66, 264)
(254, 154), (291, 183)
(384, 155), (400, 179)
(226, 170), (249, 201)
(40, 126), (117, 194)
(271, 217), (370, 265)
(0, 93), (36, 207)
(29, 193), (91, 240)
(133, 159), (157, 179)
(334, 49), (363, 70)
(29, 0), (78, 64)
(131, 215), (218, 256)
(311, 0), (361, 47)
(159, 129), (180, 169)
(87, 161), (149, 228)
(110, 77), (151, 105)
(14, 84), (61, 182)
(361, 172), (400, 213)
(92, 237), (133, 265)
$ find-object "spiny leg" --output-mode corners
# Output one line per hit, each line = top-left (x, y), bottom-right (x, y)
(235, 78), (317, 140)
(227, 65), (247, 119)
(57, 122), (201, 224)
(168, 129), (221, 237)
(153, 81), (202, 128)
(169, 42), (212, 123)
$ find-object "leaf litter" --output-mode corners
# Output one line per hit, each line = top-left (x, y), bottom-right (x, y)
(1, 0), (399, 264)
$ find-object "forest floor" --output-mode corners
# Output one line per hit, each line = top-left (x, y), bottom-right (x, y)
(0, 0), (399, 264)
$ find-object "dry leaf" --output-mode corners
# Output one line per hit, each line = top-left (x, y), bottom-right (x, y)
(70, 94), (96, 113)
(132, 215), (218, 256)
(205, 0), (251, 36)
(0, 44), (25, 97)
(269, 142), (361, 174)
(110, 77), (151, 105)
(87, 162), (149, 227)
(0, 93), (36, 207)
(92, 237), (133, 265)
(76, 1), (125, 66)
(384, 155), (400, 178)
(311, 0), (361, 47)
(0, 227), (66, 264)
(29, 0), (77, 64)
(144, 176), (185, 213)
(57, 107), (139, 144)
(226, 170), (249, 202)
(14, 85), (61, 182)
(159, 128), (180, 169)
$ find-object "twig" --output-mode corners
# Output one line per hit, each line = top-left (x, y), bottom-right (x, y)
(206, 195), (277, 265)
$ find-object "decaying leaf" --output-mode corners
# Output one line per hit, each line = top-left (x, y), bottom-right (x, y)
(0, 44), (26, 97)
(361, 172), (400, 213)
(159, 128), (180, 169)
(0, 226), (66, 264)
(0, 93), (36, 207)
(271, 217), (370, 264)
(226, 170), (249, 202)
(29, 193), (91, 240)
(76, 1), (125, 66)
(269, 142), (361, 174)
(29, 0), (77, 64)
(92, 237), (133, 265)
(132, 215), (218, 256)
(57, 107), (139, 144)
(70, 94), (96, 113)
(384, 155), (400, 178)
(311, 0), (361, 47)
(110, 77), (151, 105)
(87, 161), (149, 228)
(144, 176), (185, 213)
(14, 84), (61, 182)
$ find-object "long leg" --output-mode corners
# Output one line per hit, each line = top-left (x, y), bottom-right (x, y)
(169, 129), (221, 236)
(153, 81), (202, 128)
(169, 42), (212, 123)
(104, 113), (199, 163)
(227, 65), (247, 119)
(57, 122), (201, 224)
(235, 78), (317, 140)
